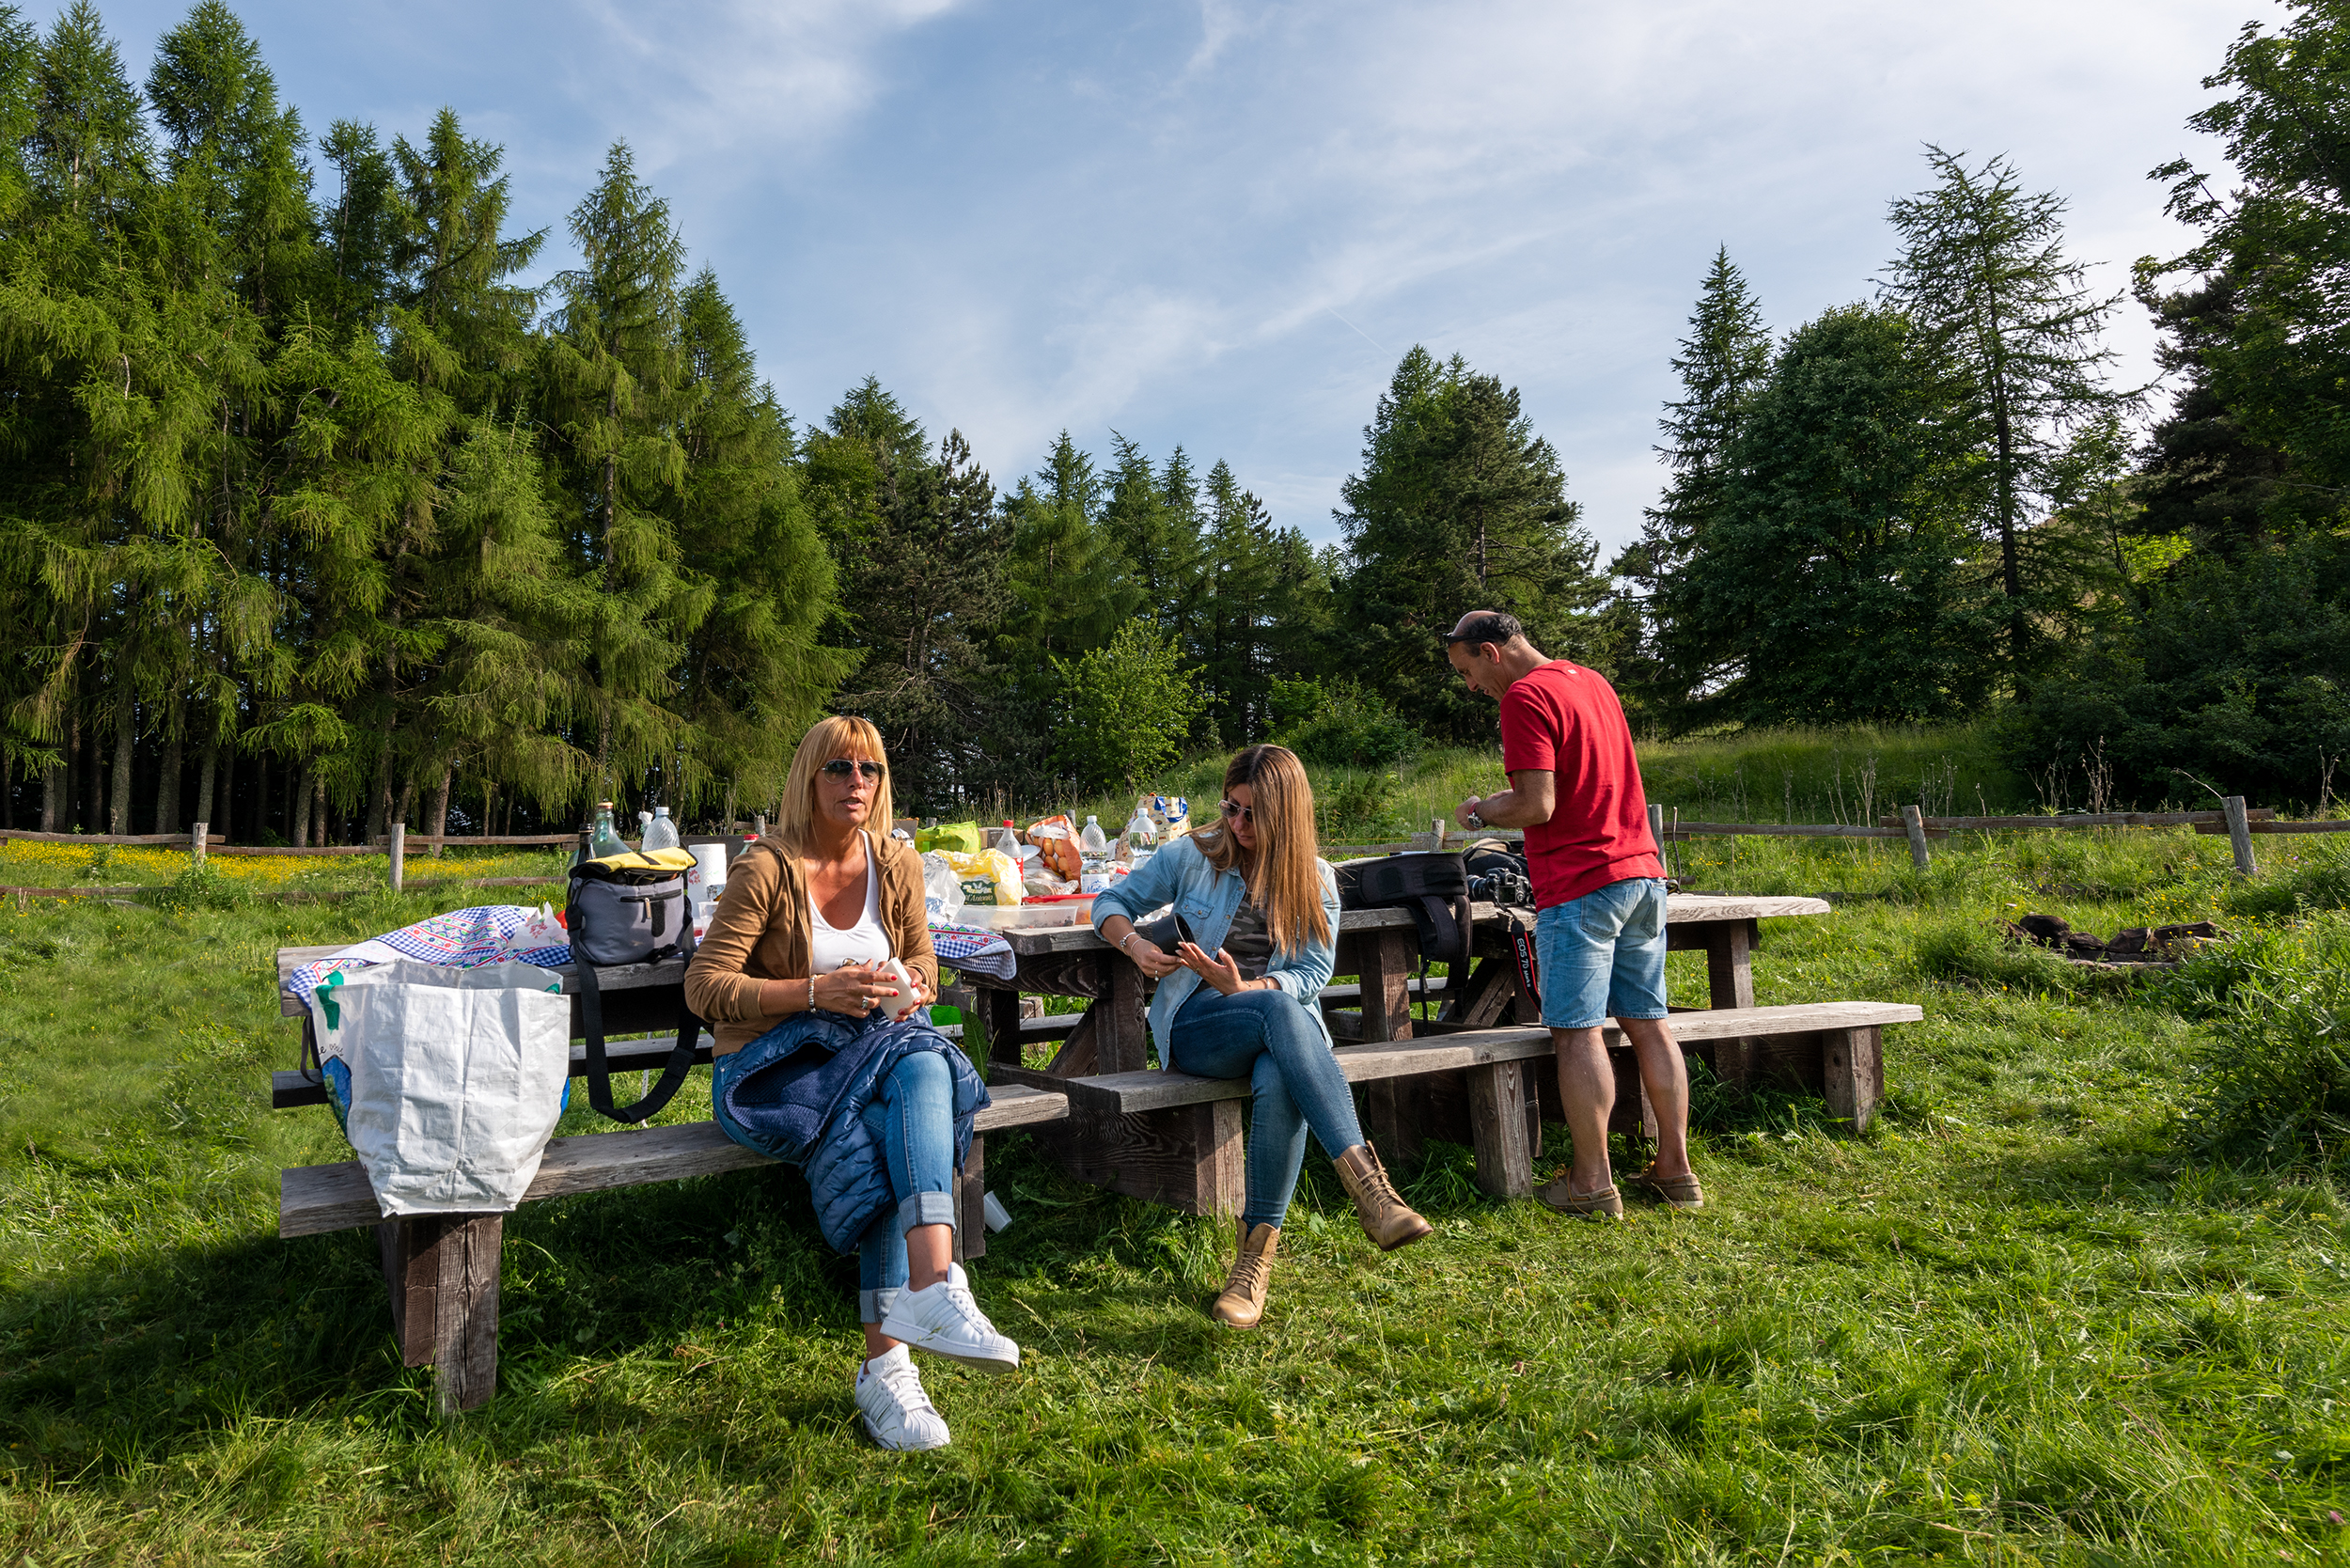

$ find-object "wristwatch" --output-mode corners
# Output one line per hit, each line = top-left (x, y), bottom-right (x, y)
(1464, 797), (1486, 831)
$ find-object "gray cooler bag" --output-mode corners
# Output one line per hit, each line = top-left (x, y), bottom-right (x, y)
(565, 848), (702, 1123)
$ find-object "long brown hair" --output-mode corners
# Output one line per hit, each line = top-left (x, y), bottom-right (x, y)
(775, 715), (897, 858)
(1196, 744), (1330, 952)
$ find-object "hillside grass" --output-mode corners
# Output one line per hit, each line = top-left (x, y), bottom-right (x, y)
(9, 811), (2350, 1561)
(1072, 721), (2037, 847)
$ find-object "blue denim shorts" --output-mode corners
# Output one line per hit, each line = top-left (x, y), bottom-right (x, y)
(1534, 877), (1670, 1029)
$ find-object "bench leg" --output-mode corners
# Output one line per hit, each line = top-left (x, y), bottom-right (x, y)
(1822, 1026), (1884, 1136)
(1042, 1102), (1245, 1217)
(379, 1213), (502, 1414)
(956, 1135), (986, 1263)
(1466, 1061), (1532, 1198)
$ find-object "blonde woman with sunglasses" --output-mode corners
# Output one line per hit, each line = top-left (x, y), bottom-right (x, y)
(1091, 745), (1433, 1329)
(686, 716), (1019, 1451)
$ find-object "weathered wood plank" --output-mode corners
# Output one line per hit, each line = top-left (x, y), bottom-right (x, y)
(1821, 1026), (1885, 1136)
(432, 1215), (502, 1414)
(281, 1087), (1070, 1237)
(1466, 1061), (1531, 1198)
(1056, 1002), (1922, 1116)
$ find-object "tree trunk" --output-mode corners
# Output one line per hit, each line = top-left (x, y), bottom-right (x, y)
(395, 778), (415, 835)
(314, 773), (328, 845)
(40, 756), (58, 831)
(195, 736), (217, 833)
(253, 753), (269, 844)
(218, 743), (236, 845)
(292, 764), (312, 849)
(78, 716), (100, 832)
(108, 696), (133, 835)
(430, 765), (451, 856)
(156, 696), (184, 833)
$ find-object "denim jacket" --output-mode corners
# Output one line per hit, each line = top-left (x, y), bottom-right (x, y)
(1089, 834), (1342, 1058)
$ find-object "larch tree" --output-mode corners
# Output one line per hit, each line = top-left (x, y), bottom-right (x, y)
(1884, 146), (2122, 685)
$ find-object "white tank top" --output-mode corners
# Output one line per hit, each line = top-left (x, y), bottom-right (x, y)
(807, 832), (891, 974)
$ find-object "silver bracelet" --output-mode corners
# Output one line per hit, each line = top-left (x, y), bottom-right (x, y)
(807, 975), (816, 1011)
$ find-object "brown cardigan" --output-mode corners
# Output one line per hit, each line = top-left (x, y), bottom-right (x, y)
(683, 833), (939, 1057)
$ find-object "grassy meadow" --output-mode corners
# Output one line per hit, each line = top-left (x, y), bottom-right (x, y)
(10, 736), (2350, 1562)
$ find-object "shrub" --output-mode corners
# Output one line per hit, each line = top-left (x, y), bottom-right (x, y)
(1051, 624), (1205, 791)
(1270, 676), (1422, 770)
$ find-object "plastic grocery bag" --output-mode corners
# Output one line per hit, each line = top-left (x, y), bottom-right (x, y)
(921, 851), (968, 919)
(915, 821), (982, 855)
(303, 959), (572, 1216)
(938, 847), (1024, 906)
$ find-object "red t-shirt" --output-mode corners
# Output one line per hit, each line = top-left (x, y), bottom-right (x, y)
(1497, 661), (1662, 908)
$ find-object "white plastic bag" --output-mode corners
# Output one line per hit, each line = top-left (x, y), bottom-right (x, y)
(921, 851), (967, 918)
(305, 959), (572, 1216)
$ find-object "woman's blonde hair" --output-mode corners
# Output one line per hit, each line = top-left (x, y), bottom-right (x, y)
(1196, 744), (1330, 952)
(775, 715), (896, 857)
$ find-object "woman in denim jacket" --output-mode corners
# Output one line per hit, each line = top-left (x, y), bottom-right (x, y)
(1091, 745), (1433, 1328)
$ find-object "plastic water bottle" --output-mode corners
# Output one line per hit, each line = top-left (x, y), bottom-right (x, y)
(588, 802), (629, 859)
(1122, 805), (1157, 855)
(644, 807), (680, 851)
(990, 819), (1022, 857)
(1078, 814), (1109, 868)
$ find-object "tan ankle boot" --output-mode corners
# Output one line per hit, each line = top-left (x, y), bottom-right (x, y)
(1212, 1221), (1280, 1328)
(1334, 1144), (1434, 1251)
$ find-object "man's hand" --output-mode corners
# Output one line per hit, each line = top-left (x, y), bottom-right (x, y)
(1453, 795), (1485, 831)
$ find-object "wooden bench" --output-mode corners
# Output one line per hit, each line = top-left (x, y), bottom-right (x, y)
(1038, 1001), (1922, 1209)
(269, 944), (1072, 1414)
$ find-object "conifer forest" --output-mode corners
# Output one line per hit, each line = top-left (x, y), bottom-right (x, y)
(5, 0), (2350, 839)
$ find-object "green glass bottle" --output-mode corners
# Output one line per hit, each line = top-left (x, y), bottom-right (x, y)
(588, 801), (630, 859)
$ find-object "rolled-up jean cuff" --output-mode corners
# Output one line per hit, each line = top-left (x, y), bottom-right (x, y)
(900, 1191), (957, 1234)
(861, 1286), (901, 1325)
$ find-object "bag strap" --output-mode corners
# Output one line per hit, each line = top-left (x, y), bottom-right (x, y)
(1506, 910), (1542, 1019)
(576, 926), (703, 1125)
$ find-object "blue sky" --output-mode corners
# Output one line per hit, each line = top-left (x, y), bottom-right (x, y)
(70, 0), (2252, 555)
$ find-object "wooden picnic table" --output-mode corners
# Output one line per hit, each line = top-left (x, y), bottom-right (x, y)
(963, 893), (1831, 1215)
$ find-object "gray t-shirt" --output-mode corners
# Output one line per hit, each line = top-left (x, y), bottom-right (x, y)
(1221, 891), (1275, 981)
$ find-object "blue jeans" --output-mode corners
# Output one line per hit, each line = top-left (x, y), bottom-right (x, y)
(1535, 877), (1671, 1029)
(854, 1051), (959, 1324)
(1167, 986), (1365, 1230)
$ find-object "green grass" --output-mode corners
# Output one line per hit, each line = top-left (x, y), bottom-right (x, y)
(1065, 721), (2036, 848)
(13, 821), (2350, 1561)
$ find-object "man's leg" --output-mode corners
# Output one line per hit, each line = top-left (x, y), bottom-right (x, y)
(1619, 1015), (1692, 1182)
(1550, 1024), (1616, 1195)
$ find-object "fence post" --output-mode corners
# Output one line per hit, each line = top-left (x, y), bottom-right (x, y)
(390, 822), (406, 893)
(2223, 795), (2259, 877)
(1902, 805), (1931, 870)
(192, 821), (207, 868)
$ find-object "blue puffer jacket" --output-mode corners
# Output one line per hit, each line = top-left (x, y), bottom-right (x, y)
(713, 1010), (990, 1253)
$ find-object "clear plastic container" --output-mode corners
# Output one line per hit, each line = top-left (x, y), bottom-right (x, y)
(643, 806), (681, 851)
(1079, 815), (1109, 864)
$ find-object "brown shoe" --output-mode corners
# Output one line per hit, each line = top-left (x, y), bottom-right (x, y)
(1628, 1168), (1704, 1211)
(1333, 1144), (1434, 1251)
(1212, 1221), (1280, 1328)
(1537, 1176), (1624, 1220)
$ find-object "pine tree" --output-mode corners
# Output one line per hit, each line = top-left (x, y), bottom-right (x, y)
(1619, 247), (1772, 717)
(1675, 305), (1999, 726)
(1885, 147), (2122, 684)
(540, 140), (693, 806)
(1337, 347), (1606, 744)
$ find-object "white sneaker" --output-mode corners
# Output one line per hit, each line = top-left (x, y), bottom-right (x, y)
(879, 1262), (1022, 1373)
(854, 1344), (950, 1451)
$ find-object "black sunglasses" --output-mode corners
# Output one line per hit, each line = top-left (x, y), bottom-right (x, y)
(1220, 798), (1253, 823)
(821, 759), (885, 780)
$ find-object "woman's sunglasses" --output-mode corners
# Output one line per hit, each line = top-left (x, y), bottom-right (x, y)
(821, 759), (885, 780)
(1220, 798), (1253, 823)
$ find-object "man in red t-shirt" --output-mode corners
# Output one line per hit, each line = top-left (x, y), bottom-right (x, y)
(1442, 610), (1699, 1219)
